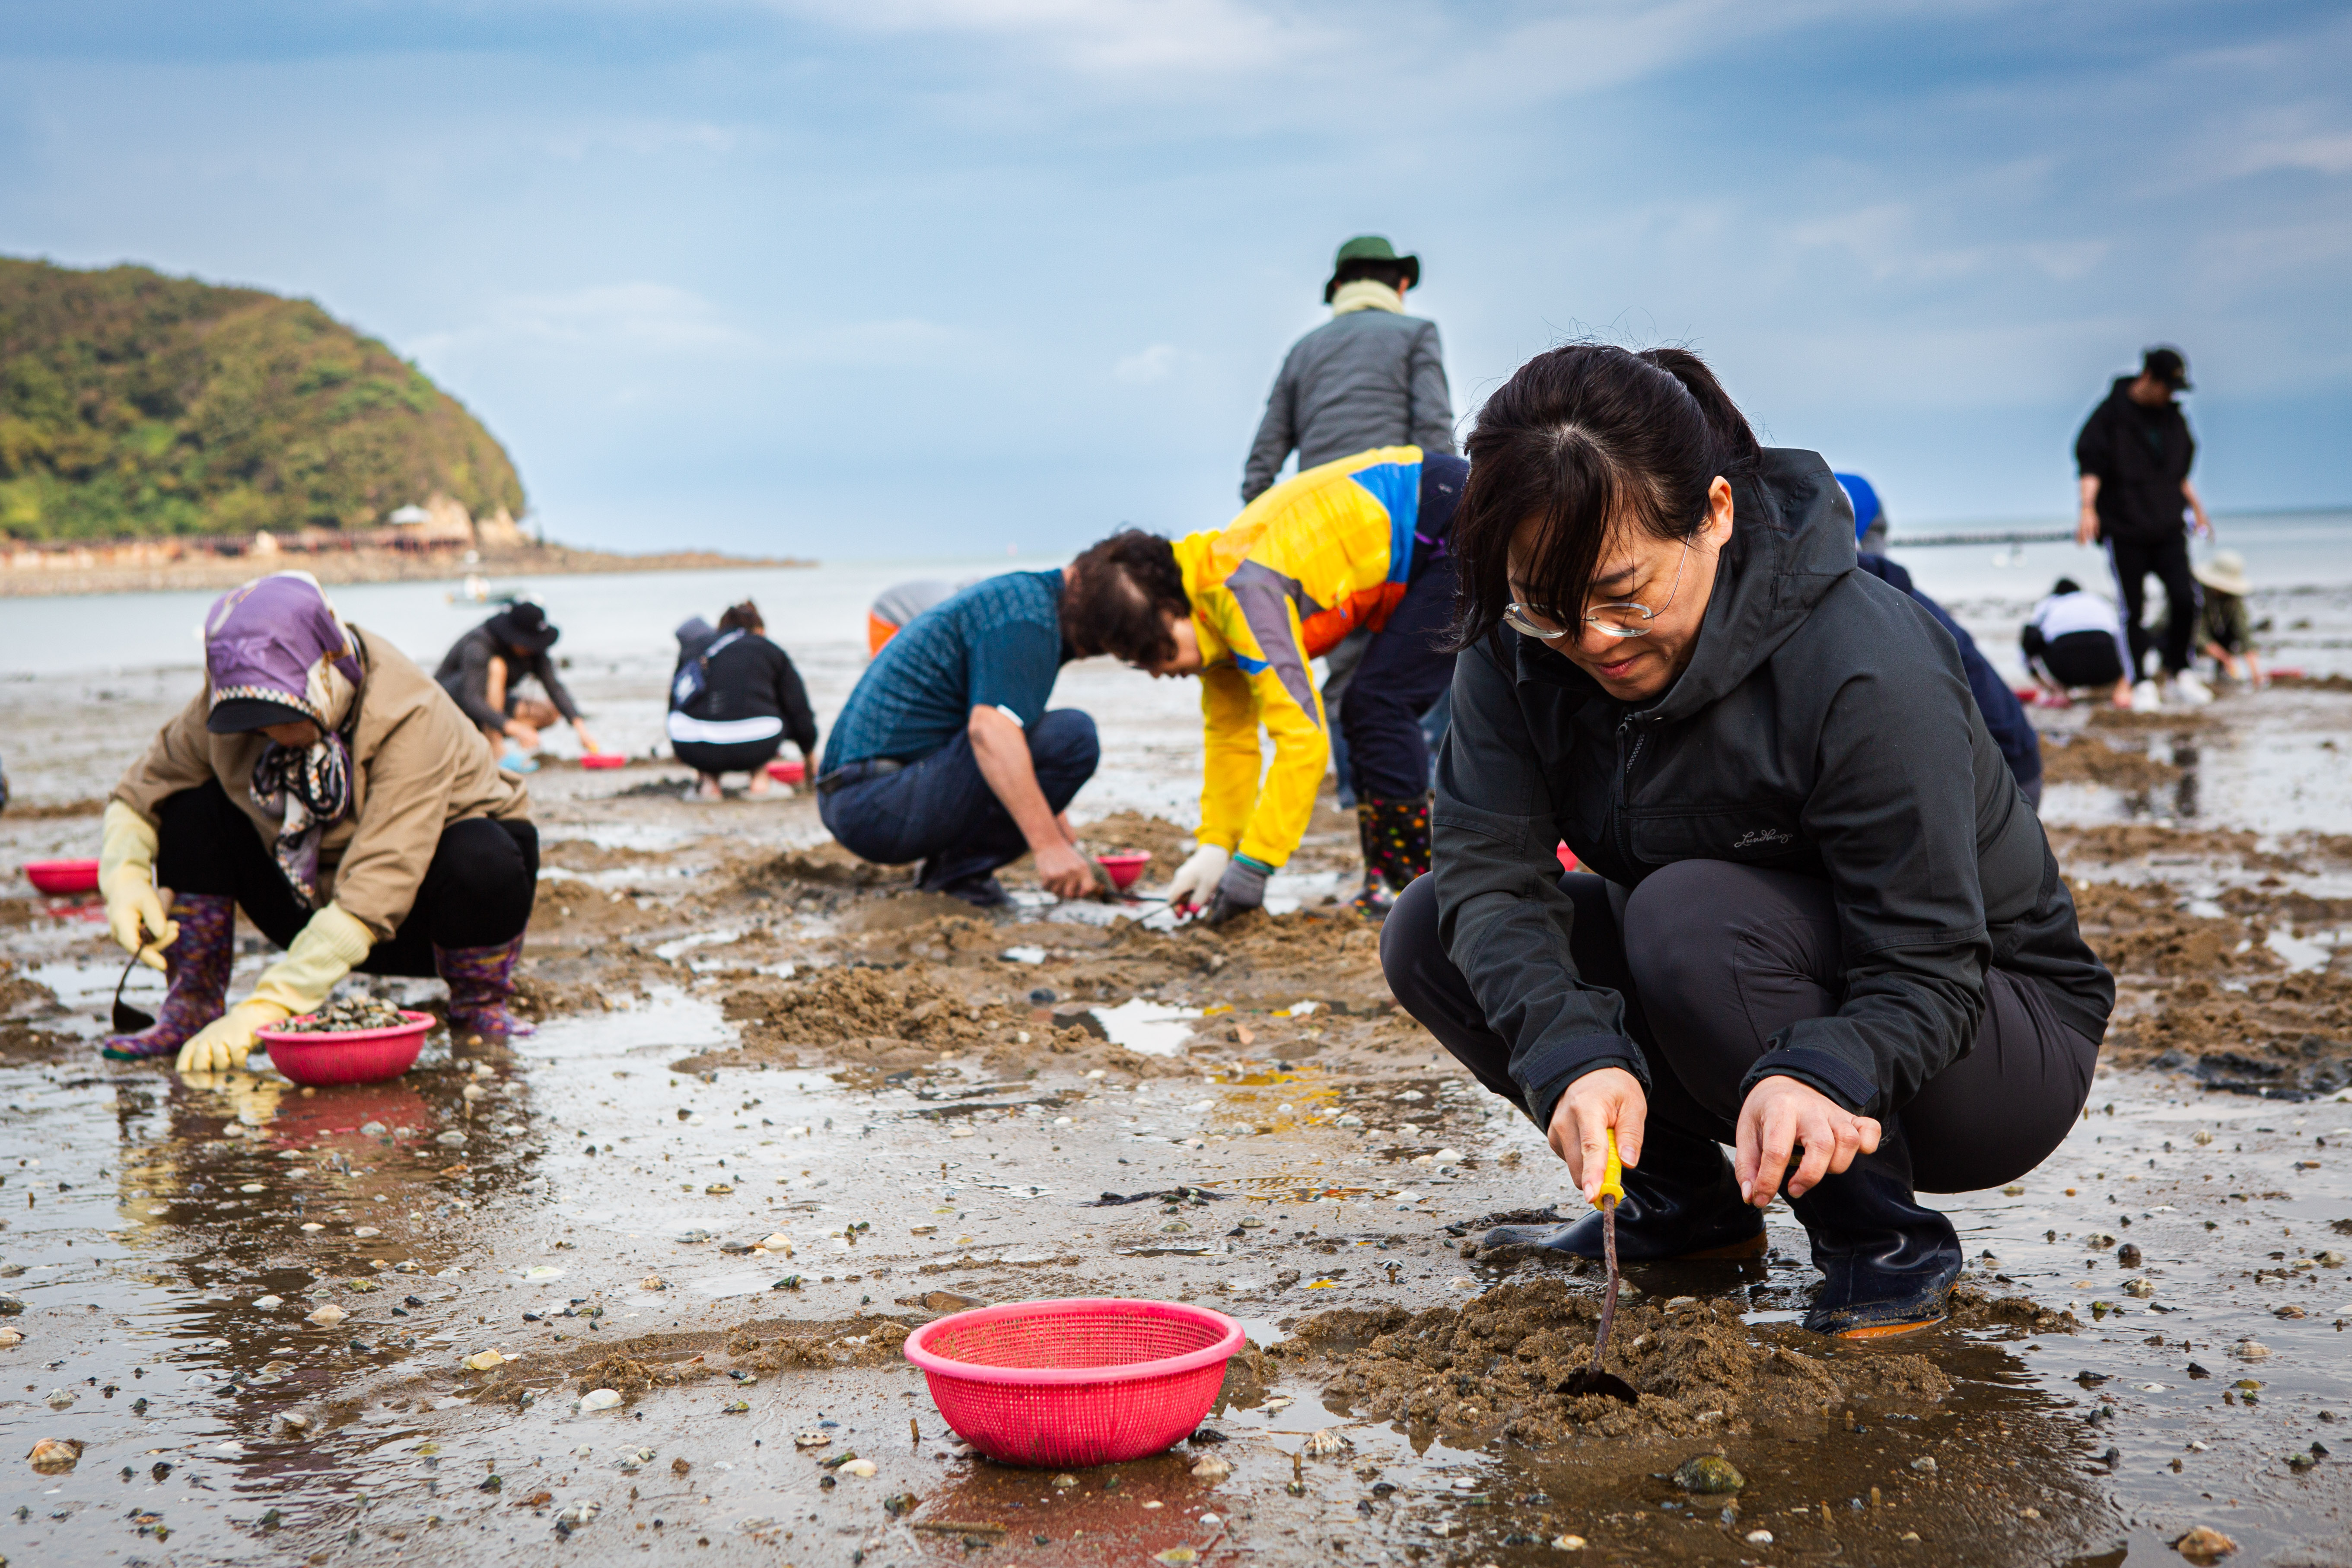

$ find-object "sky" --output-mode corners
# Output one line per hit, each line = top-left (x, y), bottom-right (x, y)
(1, 0), (2346, 557)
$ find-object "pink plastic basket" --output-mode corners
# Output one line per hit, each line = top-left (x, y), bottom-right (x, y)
(904, 1298), (1244, 1467)
(256, 1010), (433, 1086)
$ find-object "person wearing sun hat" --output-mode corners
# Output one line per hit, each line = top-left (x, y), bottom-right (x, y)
(2178, 549), (2263, 688)
(434, 598), (602, 769)
(1241, 235), (1456, 504)
(99, 571), (542, 1070)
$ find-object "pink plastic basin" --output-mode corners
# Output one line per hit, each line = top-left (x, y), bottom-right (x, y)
(1095, 851), (1152, 891)
(904, 1298), (1243, 1467)
(23, 859), (99, 896)
(765, 758), (807, 785)
(579, 753), (627, 770)
(257, 1010), (433, 1086)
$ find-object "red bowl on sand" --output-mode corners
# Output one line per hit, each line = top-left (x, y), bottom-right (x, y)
(904, 1298), (1244, 1467)
(257, 1010), (434, 1087)
(23, 859), (100, 896)
(765, 758), (806, 785)
(1095, 851), (1152, 891)
(579, 753), (627, 770)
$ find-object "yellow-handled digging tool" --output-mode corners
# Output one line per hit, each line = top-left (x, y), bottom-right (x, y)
(1557, 1128), (1638, 1405)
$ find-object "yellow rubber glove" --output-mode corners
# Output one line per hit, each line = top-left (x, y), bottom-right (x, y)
(177, 903), (374, 1074)
(100, 801), (175, 971)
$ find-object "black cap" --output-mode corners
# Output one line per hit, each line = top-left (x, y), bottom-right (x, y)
(2141, 345), (2191, 391)
(207, 696), (316, 734)
(485, 600), (559, 655)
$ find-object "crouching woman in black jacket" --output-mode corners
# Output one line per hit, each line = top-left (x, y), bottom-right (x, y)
(1381, 345), (2113, 1337)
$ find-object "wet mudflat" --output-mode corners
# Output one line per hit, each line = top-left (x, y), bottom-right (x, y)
(1, 686), (2350, 1565)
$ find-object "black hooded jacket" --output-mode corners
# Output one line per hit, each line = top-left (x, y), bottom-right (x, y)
(1428, 448), (2113, 1129)
(2075, 378), (2195, 544)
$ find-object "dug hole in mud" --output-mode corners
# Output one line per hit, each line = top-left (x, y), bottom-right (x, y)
(3, 688), (2352, 1567)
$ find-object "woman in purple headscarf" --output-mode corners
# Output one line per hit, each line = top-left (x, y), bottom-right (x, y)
(99, 572), (541, 1071)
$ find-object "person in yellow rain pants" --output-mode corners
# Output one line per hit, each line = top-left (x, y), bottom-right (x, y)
(1066, 445), (1468, 920)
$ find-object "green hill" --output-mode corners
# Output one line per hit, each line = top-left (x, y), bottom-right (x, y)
(0, 257), (524, 541)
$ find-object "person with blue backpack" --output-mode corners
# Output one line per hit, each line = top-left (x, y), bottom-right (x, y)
(666, 600), (818, 800)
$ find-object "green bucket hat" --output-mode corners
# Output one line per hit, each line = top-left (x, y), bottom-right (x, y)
(1324, 235), (1420, 303)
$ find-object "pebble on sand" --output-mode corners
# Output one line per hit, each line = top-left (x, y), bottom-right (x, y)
(306, 1304), (347, 1326)
(0, 1327), (22, 1348)
(353, 1227), (381, 1238)
(2174, 1525), (2237, 1563)
(580, 1389), (623, 1411)
(1550, 1536), (1588, 1551)
(1911, 1457), (1938, 1473)
(1671, 1456), (1744, 1494)
(1190, 1455), (1232, 1480)
(1301, 1428), (1352, 1457)
(794, 1430), (831, 1448)
(252, 1295), (283, 1309)
(299, 1222), (325, 1232)
(28, 1437), (83, 1473)
(841, 1459), (877, 1478)
(1744, 1529), (1774, 1545)
(44, 1388), (75, 1410)
(2231, 1341), (2272, 1361)
(463, 1351), (506, 1371)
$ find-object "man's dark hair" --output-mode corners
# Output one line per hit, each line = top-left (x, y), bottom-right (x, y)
(2052, 577), (2081, 596)
(1331, 258), (1412, 293)
(1451, 343), (1761, 649)
(1063, 529), (1190, 665)
(717, 599), (764, 633)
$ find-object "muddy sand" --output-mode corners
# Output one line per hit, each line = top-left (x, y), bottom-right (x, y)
(1, 690), (2350, 1566)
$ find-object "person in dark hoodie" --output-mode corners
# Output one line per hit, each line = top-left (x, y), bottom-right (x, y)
(1836, 472), (2043, 806)
(666, 600), (818, 799)
(1378, 345), (2113, 1338)
(434, 601), (603, 770)
(2074, 345), (2212, 709)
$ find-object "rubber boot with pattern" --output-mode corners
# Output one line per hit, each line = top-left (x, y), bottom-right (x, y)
(1351, 794), (1431, 917)
(434, 936), (537, 1041)
(101, 894), (234, 1061)
(1786, 1113), (1964, 1337)
(1480, 1123), (1765, 1261)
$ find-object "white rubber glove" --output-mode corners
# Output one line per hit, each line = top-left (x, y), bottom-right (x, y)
(1164, 843), (1231, 912)
(178, 903), (374, 1075)
(100, 801), (174, 971)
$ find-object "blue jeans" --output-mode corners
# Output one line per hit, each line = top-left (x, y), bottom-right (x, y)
(819, 709), (1101, 890)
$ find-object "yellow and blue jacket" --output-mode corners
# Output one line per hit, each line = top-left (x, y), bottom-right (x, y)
(1173, 445), (1432, 870)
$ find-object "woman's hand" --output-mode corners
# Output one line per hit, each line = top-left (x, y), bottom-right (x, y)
(503, 718), (542, 751)
(1734, 1074), (1881, 1206)
(1546, 1067), (1647, 1204)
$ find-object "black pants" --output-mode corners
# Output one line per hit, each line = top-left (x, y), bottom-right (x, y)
(674, 737), (784, 776)
(2021, 626), (2126, 689)
(1380, 861), (2099, 1194)
(2107, 532), (2198, 677)
(153, 780), (539, 978)
(818, 711), (1100, 889)
(1338, 553), (1459, 803)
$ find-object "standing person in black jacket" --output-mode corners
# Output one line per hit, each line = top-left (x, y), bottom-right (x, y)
(667, 600), (818, 800)
(2074, 346), (2213, 709)
(1378, 345), (2113, 1339)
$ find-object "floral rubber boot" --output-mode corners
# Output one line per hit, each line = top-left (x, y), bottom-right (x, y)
(1350, 795), (1431, 917)
(100, 894), (234, 1061)
(433, 936), (536, 1041)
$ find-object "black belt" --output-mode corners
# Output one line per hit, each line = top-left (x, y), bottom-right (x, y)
(815, 758), (904, 796)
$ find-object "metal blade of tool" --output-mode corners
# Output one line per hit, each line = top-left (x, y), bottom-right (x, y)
(1556, 1137), (1638, 1405)
(111, 951), (155, 1034)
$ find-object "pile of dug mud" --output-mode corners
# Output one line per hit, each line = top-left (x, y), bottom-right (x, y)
(1272, 1279), (1964, 1447)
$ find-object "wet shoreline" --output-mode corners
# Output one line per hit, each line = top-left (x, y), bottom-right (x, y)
(3, 679), (2351, 1565)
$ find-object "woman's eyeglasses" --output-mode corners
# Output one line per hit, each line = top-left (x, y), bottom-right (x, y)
(1505, 538), (1693, 642)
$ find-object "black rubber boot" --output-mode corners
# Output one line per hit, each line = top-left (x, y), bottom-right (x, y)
(1482, 1126), (1765, 1261)
(1786, 1114), (1963, 1338)
(1350, 795), (1430, 918)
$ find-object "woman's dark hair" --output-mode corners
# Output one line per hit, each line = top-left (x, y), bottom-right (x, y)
(1063, 529), (1191, 665)
(1331, 258), (1412, 293)
(1452, 344), (1760, 647)
(717, 600), (764, 633)
(2051, 577), (2081, 596)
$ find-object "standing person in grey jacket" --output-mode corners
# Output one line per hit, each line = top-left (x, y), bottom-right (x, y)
(1378, 345), (2113, 1339)
(1240, 235), (1455, 504)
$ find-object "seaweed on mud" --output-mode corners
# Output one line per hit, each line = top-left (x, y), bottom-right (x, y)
(724, 1320), (910, 1372)
(1277, 1278), (1951, 1448)
(2040, 732), (2182, 792)
(575, 1353), (717, 1397)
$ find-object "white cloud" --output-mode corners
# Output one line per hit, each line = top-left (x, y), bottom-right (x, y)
(417, 282), (751, 357)
(778, 0), (1311, 73)
(1114, 342), (1181, 383)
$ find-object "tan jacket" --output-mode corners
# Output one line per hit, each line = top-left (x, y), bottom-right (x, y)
(111, 627), (532, 941)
